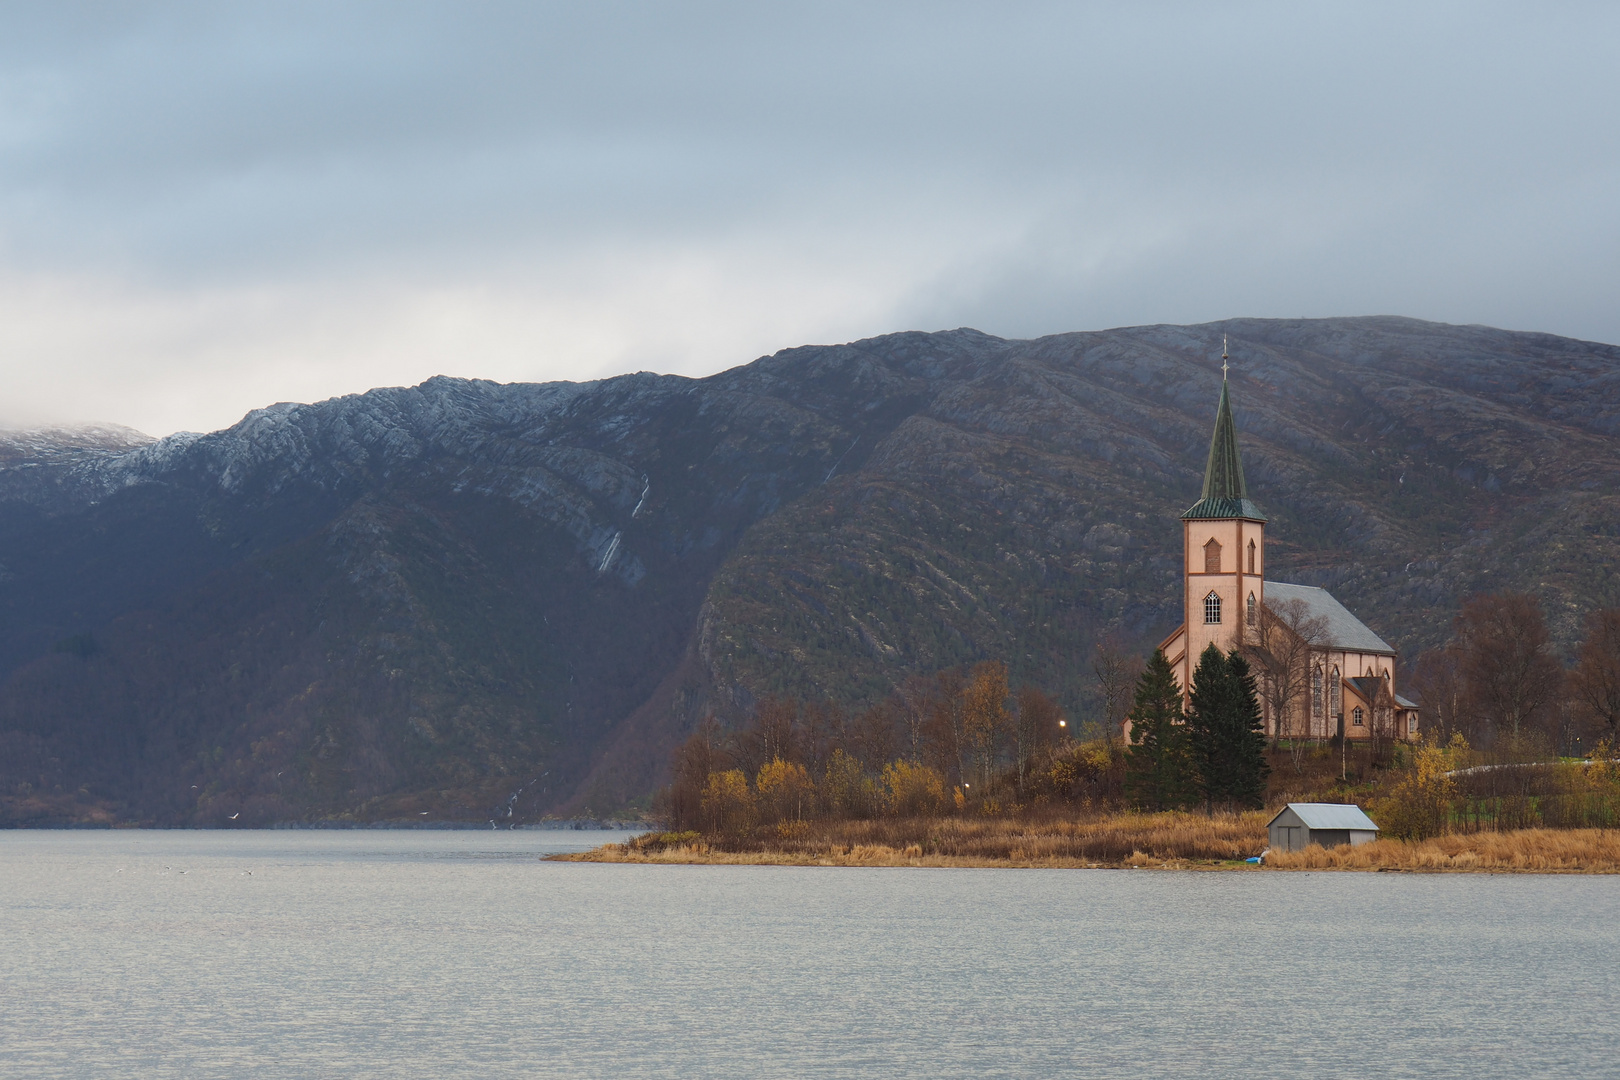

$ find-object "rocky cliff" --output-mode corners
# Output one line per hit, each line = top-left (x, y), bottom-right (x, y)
(4, 317), (1618, 824)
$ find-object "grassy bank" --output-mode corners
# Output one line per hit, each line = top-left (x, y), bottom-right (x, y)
(554, 813), (1620, 872)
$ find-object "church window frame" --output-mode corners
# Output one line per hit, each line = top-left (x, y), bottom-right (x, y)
(1329, 668), (1341, 717)
(1204, 538), (1222, 574)
(1246, 591), (1257, 627)
(1312, 666), (1324, 722)
(1247, 539), (1256, 574)
(1352, 706), (1365, 727)
(1204, 591), (1222, 625)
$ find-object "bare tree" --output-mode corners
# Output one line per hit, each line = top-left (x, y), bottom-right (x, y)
(1571, 607), (1620, 744)
(1409, 646), (1469, 745)
(1454, 592), (1564, 747)
(1243, 596), (1327, 771)
(1093, 634), (1141, 742)
(1013, 685), (1061, 794)
(896, 674), (934, 764)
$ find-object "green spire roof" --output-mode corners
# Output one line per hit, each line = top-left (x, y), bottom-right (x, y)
(1182, 374), (1267, 521)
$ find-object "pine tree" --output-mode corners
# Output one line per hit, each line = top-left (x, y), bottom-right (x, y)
(1186, 644), (1271, 811)
(1224, 650), (1270, 808)
(1124, 649), (1193, 810)
(1184, 643), (1231, 812)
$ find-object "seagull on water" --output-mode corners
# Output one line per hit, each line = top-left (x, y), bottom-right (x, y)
(228, 812), (239, 820)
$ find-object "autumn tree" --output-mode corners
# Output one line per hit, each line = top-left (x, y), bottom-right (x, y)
(1123, 650), (1193, 810)
(821, 749), (874, 818)
(1185, 645), (1269, 811)
(1013, 685), (1062, 794)
(923, 667), (968, 785)
(756, 758), (814, 824)
(1571, 608), (1620, 743)
(736, 697), (800, 776)
(881, 759), (947, 816)
(700, 769), (755, 835)
(961, 661), (1010, 790)
(667, 716), (728, 829)
(1453, 592), (1564, 745)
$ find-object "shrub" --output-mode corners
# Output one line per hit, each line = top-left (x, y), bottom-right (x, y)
(1370, 737), (1457, 840)
(881, 759), (946, 816)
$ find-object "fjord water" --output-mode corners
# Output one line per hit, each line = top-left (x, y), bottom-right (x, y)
(2, 832), (1615, 1079)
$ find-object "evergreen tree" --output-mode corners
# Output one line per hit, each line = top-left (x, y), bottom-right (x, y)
(1223, 650), (1270, 808)
(1184, 643), (1231, 812)
(1185, 643), (1270, 811)
(1124, 649), (1194, 810)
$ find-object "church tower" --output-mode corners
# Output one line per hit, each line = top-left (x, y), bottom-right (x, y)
(1173, 342), (1266, 695)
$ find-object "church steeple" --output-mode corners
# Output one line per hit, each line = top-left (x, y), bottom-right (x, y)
(1183, 339), (1266, 522)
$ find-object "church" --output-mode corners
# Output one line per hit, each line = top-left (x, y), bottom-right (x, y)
(1157, 344), (1420, 744)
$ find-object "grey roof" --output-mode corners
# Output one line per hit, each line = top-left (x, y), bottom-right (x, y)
(1263, 581), (1395, 655)
(1183, 376), (1267, 522)
(1270, 802), (1380, 832)
(1394, 692), (1418, 709)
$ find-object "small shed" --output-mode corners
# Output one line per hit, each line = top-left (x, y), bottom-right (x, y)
(1267, 803), (1380, 852)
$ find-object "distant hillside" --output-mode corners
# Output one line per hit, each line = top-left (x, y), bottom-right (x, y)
(3, 317), (1619, 825)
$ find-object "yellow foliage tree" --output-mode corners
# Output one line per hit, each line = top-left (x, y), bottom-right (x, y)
(700, 769), (755, 835)
(881, 759), (946, 816)
(756, 758), (815, 823)
(962, 660), (1010, 788)
(822, 749), (874, 818)
(1372, 734), (1458, 840)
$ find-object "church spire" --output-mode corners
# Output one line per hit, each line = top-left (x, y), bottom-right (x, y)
(1182, 341), (1267, 522)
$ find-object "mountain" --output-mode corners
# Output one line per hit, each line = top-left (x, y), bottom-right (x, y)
(4, 317), (1619, 825)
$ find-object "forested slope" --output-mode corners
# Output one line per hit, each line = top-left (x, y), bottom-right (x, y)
(3, 317), (1618, 823)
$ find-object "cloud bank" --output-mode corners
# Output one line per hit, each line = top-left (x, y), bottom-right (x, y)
(1, 2), (1617, 434)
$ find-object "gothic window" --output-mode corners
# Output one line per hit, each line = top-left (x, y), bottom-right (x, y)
(1246, 592), (1257, 627)
(1204, 538), (1222, 574)
(1204, 591), (1222, 624)
(1407, 715), (1416, 736)
(1312, 667), (1324, 721)
(1247, 539), (1256, 574)
(1352, 706), (1365, 726)
(1330, 669), (1341, 716)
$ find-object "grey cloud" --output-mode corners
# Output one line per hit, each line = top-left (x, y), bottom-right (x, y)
(0, 2), (1618, 433)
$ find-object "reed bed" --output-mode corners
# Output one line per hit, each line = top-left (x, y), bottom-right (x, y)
(1265, 828), (1620, 873)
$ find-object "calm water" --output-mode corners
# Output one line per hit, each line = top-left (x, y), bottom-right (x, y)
(1, 831), (1616, 1079)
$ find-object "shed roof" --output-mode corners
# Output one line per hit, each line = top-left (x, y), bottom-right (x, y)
(1269, 802), (1380, 831)
(1263, 581), (1395, 655)
(1394, 692), (1418, 709)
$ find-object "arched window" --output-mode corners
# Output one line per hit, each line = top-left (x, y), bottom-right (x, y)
(1204, 591), (1222, 624)
(1352, 706), (1365, 727)
(1204, 538), (1222, 574)
(1246, 591), (1257, 627)
(1312, 667), (1324, 721)
(1248, 539), (1257, 574)
(1329, 669), (1341, 717)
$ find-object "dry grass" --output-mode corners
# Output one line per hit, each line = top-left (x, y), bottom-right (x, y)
(553, 810), (1271, 868)
(554, 817), (1620, 872)
(1266, 828), (1620, 873)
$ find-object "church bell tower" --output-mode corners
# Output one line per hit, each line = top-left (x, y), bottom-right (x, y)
(1177, 339), (1266, 692)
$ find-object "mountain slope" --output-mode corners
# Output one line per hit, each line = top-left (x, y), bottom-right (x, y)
(4, 317), (1620, 823)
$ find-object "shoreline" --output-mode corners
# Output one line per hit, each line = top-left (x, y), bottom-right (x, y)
(553, 826), (1620, 874)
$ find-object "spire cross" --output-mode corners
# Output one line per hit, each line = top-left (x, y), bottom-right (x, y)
(1222, 334), (1229, 379)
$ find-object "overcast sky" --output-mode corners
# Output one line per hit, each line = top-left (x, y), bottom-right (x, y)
(2, 3), (1617, 436)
